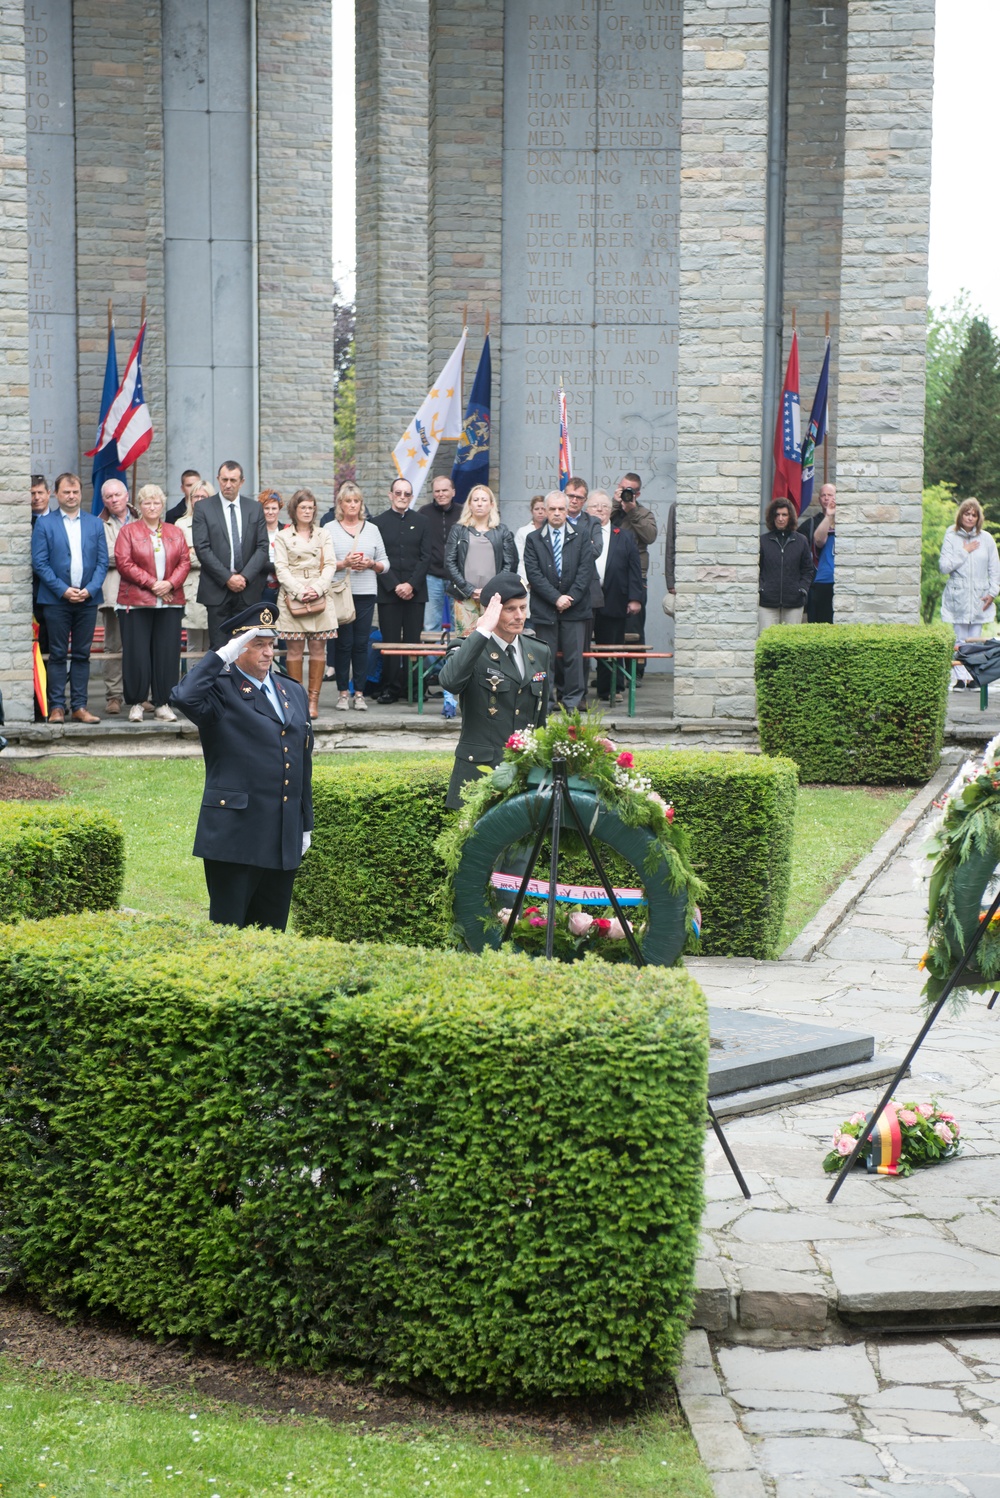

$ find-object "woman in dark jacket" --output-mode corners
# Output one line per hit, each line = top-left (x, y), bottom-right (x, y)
(444, 485), (518, 632)
(758, 498), (814, 631)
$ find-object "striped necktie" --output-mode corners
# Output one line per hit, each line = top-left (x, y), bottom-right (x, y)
(551, 524), (563, 576)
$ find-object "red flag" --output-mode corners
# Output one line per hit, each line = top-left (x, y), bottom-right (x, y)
(558, 385), (573, 491)
(86, 321), (153, 470)
(772, 331), (802, 510)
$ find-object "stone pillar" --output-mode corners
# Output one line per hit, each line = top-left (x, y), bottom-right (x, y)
(257, 0), (334, 504)
(354, 0), (428, 503)
(673, 4), (770, 721)
(833, 0), (933, 622)
(427, 0), (502, 486)
(0, 3), (35, 722)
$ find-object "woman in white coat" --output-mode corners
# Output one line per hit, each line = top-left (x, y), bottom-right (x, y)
(940, 497), (1000, 688)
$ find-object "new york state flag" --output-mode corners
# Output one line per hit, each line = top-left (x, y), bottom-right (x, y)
(392, 332), (467, 499)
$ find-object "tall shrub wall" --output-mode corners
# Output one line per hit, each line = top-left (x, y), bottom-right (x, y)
(755, 623), (952, 783)
(295, 751), (796, 959)
(0, 913), (709, 1399)
(0, 805), (124, 920)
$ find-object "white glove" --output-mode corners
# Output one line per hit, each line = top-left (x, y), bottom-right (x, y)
(301, 831), (312, 855)
(216, 633), (247, 666)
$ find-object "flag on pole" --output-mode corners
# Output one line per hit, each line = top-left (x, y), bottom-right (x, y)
(799, 337), (831, 514)
(392, 331), (468, 500)
(451, 333), (491, 506)
(772, 330), (802, 510)
(89, 322), (126, 513)
(558, 384), (572, 491)
(86, 320), (153, 474)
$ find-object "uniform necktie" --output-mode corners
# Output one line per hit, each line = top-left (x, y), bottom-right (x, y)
(263, 673), (285, 722)
(505, 640), (521, 680)
(228, 502), (241, 572)
(551, 525), (563, 576)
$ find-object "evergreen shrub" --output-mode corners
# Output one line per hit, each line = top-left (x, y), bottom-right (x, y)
(755, 623), (952, 784)
(0, 804), (124, 920)
(0, 912), (709, 1399)
(295, 752), (796, 959)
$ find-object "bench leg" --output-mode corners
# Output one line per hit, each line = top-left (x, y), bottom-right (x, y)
(627, 660), (637, 717)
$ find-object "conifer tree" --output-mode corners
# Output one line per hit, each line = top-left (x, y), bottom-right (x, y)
(925, 317), (1000, 515)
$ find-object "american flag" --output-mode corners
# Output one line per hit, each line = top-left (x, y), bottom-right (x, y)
(558, 385), (572, 491)
(86, 320), (153, 471)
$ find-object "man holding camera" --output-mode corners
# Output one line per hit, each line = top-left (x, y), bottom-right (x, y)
(611, 473), (657, 676)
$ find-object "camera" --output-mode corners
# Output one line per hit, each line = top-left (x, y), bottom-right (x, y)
(620, 488), (635, 503)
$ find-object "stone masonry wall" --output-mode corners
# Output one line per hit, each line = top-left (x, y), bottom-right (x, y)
(257, 0), (334, 505)
(673, 3), (770, 721)
(833, 0), (932, 622)
(782, 0), (846, 489)
(73, 0), (165, 489)
(0, 2), (34, 721)
(354, 0), (428, 503)
(427, 0), (502, 488)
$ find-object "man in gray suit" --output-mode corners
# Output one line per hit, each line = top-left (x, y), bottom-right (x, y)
(523, 490), (596, 710)
(192, 460), (270, 647)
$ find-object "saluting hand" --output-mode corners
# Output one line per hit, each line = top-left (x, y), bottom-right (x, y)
(477, 592), (504, 636)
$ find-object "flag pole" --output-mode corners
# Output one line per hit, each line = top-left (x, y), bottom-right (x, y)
(129, 296), (146, 508)
(823, 310), (831, 485)
(107, 297), (113, 337)
(485, 309), (490, 337)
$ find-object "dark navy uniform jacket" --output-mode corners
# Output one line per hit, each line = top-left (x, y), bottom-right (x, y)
(170, 651), (313, 871)
(439, 629), (550, 809)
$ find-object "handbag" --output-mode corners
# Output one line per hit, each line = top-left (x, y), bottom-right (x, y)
(329, 577), (356, 626)
(282, 541), (339, 618)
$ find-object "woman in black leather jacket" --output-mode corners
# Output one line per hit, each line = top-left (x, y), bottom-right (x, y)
(445, 485), (518, 631)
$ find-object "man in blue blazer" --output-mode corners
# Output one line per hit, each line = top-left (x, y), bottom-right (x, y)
(31, 471), (108, 723)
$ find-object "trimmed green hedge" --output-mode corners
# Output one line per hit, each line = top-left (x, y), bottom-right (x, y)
(295, 751), (796, 959)
(0, 912), (708, 1399)
(755, 623), (952, 784)
(0, 804), (124, 920)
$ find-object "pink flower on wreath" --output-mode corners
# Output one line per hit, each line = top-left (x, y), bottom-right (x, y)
(616, 751), (634, 769)
(849, 1112), (867, 1126)
(898, 1109), (918, 1127)
(568, 911), (594, 936)
(916, 1102), (934, 1118)
(599, 738), (617, 753)
(937, 1111), (956, 1122)
(836, 1136), (855, 1157)
(505, 733), (525, 751)
(607, 917), (628, 940)
(529, 914), (547, 928)
(934, 1122), (954, 1145)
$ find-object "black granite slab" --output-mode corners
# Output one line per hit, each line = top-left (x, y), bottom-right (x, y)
(707, 1006), (875, 1098)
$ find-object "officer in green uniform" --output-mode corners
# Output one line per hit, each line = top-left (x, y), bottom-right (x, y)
(439, 570), (551, 809)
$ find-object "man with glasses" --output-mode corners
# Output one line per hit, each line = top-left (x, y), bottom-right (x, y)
(372, 478), (431, 705)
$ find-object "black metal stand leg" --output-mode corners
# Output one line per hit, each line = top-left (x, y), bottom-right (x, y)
(989, 991), (999, 1011)
(499, 790), (555, 940)
(708, 1101), (753, 1200)
(826, 883), (1000, 1203)
(545, 780), (563, 960)
(561, 784), (646, 968)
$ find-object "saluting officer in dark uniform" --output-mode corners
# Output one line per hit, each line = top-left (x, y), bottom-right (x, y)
(170, 601), (314, 931)
(439, 571), (551, 809)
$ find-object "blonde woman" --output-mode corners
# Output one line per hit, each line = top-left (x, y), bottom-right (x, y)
(274, 487), (337, 718)
(444, 484), (517, 632)
(175, 479), (214, 661)
(259, 488), (287, 605)
(115, 484), (190, 721)
(322, 480), (388, 711)
(940, 497), (1000, 689)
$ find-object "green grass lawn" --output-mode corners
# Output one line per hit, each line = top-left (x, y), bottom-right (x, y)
(0, 1365), (711, 1497)
(12, 755), (913, 944)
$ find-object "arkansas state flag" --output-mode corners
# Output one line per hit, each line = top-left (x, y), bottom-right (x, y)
(772, 331), (802, 509)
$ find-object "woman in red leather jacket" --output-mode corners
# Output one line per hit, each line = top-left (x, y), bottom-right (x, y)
(115, 484), (191, 723)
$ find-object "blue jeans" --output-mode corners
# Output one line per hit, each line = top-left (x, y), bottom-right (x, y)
(424, 576), (457, 708)
(42, 599), (98, 712)
(334, 593), (377, 693)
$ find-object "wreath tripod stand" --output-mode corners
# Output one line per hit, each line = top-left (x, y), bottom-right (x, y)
(498, 755), (752, 1200)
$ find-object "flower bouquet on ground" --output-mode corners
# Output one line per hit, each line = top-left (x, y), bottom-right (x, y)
(822, 1099), (961, 1177)
(498, 902), (648, 964)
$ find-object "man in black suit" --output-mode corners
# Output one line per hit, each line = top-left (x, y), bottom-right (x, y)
(192, 460), (269, 647)
(523, 489), (595, 710)
(586, 491), (643, 699)
(372, 477), (431, 704)
(170, 600), (313, 931)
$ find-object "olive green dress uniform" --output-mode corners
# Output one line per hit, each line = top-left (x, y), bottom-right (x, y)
(439, 629), (551, 809)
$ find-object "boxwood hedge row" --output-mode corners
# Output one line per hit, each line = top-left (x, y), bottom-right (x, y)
(294, 750), (797, 959)
(0, 912), (708, 1399)
(755, 622), (952, 784)
(0, 804), (124, 920)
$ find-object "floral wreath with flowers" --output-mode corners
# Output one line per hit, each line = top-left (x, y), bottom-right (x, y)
(822, 1099), (961, 1177)
(436, 709), (705, 959)
(920, 729), (1000, 1004)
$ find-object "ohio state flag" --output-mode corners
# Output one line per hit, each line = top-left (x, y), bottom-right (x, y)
(772, 331), (802, 510)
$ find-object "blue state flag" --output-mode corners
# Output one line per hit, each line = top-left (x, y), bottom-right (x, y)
(800, 337), (831, 513)
(451, 334), (491, 506)
(90, 323), (126, 513)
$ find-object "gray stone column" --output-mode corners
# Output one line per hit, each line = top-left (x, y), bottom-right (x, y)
(673, 4), (770, 721)
(832, 0), (932, 623)
(354, 0), (428, 502)
(257, 0), (334, 504)
(0, 3), (36, 722)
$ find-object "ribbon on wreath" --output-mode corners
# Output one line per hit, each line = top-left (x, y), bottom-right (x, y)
(864, 1101), (903, 1176)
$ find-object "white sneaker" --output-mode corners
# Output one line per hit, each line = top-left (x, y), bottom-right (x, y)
(335, 693), (351, 711)
(154, 705), (177, 722)
(353, 694), (368, 711)
(128, 704), (144, 722)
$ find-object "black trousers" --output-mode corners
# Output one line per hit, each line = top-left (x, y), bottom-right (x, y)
(807, 582), (834, 624)
(377, 597), (424, 697)
(203, 859), (298, 930)
(635, 578), (648, 676)
(120, 607), (183, 707)
(334, 594), (377, 692)
(531, 617), (587, 709)
(206, 592), (255, 649)
(593, 610), (627, 697)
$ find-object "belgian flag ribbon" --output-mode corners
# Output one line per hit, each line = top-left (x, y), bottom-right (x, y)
(865, 1101), (903, 1175)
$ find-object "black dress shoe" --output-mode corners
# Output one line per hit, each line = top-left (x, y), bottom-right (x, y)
(376, 691), (399, 706)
